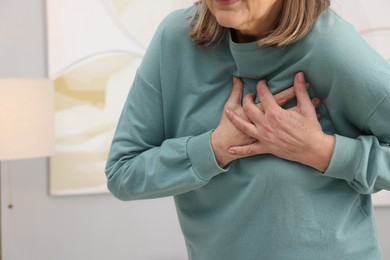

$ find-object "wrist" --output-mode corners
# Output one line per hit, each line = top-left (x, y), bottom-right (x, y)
(305, 133), (335, 172)
(211, 130), (234, 168)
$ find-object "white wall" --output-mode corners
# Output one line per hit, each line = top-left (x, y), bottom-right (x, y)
(0, 0), (389, 259)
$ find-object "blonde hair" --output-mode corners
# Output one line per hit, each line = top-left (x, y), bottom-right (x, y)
(190, 0), (331, 47)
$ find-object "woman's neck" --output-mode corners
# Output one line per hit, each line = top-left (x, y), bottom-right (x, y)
(232, 1), (283, 43)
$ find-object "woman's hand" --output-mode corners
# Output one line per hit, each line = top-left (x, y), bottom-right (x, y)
(211, 76), (302, 168)
(225, 72), (335, 172)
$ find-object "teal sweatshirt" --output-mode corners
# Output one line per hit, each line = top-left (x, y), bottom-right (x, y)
(105, 5), (390, 260)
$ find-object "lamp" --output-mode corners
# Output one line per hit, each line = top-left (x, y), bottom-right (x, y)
(0, 79), (54, 260)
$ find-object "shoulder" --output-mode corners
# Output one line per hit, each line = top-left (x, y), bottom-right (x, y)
(137, 5), (201, 92)
(303, 9), (364, 53)
(301, 8), (390, 90)
(297, 9), (390, 128)
(139, 5), (196, 66)
(305, 9), (388, 67)
(155, 4), (197, 41)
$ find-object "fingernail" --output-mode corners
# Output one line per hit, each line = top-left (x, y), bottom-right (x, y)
(228, 148), (236, 154)
(314, 98), (321, 104)
(297, 72), (305, 82)
(258, 80), (267, 89)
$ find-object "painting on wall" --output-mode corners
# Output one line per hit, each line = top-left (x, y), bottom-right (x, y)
(47, 0), (194, 195)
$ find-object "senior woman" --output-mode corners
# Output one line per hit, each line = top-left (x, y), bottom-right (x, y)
(105, 0), (390, 259)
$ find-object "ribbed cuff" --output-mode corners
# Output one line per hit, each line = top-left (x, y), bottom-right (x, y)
(324, 134), (362, 181)
(186, 130), (229, 182)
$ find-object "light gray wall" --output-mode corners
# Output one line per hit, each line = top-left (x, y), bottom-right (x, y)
(0, 0), (46, 78)
(0, 0), (389, 259)
(376, 208), (390, 258)
(0, 0), (187, 260)
(0, 161), (186, 260)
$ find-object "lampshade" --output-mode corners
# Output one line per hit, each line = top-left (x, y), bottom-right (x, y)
(0, 79), (54, 160)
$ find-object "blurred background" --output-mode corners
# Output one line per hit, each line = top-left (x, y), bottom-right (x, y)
(0, 0), (389, 259)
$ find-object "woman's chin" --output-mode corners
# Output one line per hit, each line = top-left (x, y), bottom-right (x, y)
(215, 16), (239, 30)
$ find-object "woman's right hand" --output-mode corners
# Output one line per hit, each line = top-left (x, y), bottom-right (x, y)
(211, 77), (301, 168)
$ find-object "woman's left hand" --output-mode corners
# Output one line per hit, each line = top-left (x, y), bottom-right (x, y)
(225, 72), (335, 172)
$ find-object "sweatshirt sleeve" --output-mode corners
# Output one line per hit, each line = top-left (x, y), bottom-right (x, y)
(324, 94), (390, 194)
(313, 11), (390, 194)
(104, 10), (228, 201)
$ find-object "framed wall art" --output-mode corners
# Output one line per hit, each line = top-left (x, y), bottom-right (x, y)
(47, 0), (194, 195)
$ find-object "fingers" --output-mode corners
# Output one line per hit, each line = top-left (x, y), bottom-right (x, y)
(311, 97), (322, 109)
(229, 73), (321, 121)
(229, 142), (265, 156)
(228, 75), (319, 110)
(256, 80), (279, 110)
(312, 97), (322, 120)
(225, 107), (259, 138)
(273, 85), (295, 107)
(243, 92), (257, 109)
(227, 77), (243, 105)
(243, 93), (264, 124)
(294, 72), (316, 114)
